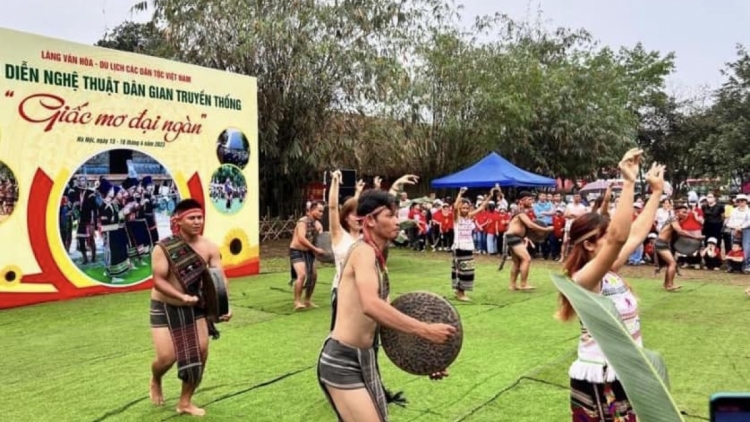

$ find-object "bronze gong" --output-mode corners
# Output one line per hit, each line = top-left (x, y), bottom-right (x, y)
(380, 291), (463, 376)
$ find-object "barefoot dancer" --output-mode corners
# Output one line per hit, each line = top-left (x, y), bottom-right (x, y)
(556, 149), (647, 421)
(149, 199), (232, 416)
(317, 190), (456, 422)
(289, 201), (325, 310)
(451, 186), (499, 301)
(654, 203), (702, 291)
(505, 191), (553, 291)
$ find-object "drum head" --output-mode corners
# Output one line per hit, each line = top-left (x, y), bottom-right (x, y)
(314, 232), (335, 264)
(527, 219), (550, 243)
(380, 291), (463, 376)
(674, 237), (701, 256)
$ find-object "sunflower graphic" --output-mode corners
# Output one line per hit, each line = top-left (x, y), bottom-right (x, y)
(221, 228), (252, 267)
(0, 265), (23, 288)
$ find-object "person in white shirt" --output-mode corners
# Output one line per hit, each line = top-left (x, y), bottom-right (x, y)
(654, 198), (673, 232)
(560, 193), (588, 262)
(726, 194), (750, 272)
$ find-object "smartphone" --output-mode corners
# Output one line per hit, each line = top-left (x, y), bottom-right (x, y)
(711, 393), (750, 422)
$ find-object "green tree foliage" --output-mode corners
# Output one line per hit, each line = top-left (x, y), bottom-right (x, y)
(110, 1), (678, 211)
(95, 21), (175, 58)
(702, 45), (750, 184)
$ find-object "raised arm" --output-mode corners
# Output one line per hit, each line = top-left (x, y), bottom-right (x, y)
(469, 186), (499, 218)
(573, 149), (642, 291)
(389, 174), (419, 197)
(612, 163), (665, 272)
(328, 170), (343, 243)
(453, 187), (466, 220)
(354, 179), (366, 200)
(599, 183), (614, 216)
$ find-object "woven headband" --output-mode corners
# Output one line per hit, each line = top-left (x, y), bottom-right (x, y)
(170, 209), (203, 234)
(573, 228), (600, 245)
(356, 205), (387, 221)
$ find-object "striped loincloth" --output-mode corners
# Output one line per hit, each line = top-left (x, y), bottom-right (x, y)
(451, 248), (475, 291)
(318, 337), (388, 422)
(150, 299), (205, 386)
(289, 248), (317, 295)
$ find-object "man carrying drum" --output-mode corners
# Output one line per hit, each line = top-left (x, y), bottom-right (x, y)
(654, 203), (704, 291)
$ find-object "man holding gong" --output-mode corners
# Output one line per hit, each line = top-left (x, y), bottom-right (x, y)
(317, 189), (456, 422)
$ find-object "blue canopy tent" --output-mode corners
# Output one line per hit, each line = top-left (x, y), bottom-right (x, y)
(431, 152), (556, 188)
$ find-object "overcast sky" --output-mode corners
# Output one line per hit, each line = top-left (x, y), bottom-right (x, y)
(2, 0), (747, 96)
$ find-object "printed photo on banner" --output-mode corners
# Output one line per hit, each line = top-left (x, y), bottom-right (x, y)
(0, 160), (19, 224)
(61, 149), (181, 287)
(209, 164), (247, 215)
(216, 128), (251, 169)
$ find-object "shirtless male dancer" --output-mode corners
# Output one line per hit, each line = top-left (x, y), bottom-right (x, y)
(317, 189), (456, 422)
(504, 191), (553, 291)
(654, 203), (703, 291)
(289, 201), (325, 310)
(149, 199), (232, 416)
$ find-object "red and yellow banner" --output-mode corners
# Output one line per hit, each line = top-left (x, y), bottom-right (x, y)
(0, 28), (259, 309)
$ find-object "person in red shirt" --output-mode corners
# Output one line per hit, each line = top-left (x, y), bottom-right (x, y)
(550, 208), (566, 260)
(485, 203), (500, 255)
(679, 202), (704, 268)
(412, 206), (428, 251)
(701, 236), (722, 270)
(473, 204), (490, 254)
(727, 240), (744, 273)
(496, 206), (511, 255)
(437, 203), (454, 251)
(643, 233), (656, 263)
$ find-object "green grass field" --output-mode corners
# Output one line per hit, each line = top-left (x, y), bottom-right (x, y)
(2, 249), (748, 422)
(80, 261), (153, 286)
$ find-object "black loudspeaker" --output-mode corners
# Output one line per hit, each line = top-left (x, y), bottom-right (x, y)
(323, 169), (357, 202)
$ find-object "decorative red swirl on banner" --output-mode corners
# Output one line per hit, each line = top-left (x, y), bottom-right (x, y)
(0, 169), (247, 310)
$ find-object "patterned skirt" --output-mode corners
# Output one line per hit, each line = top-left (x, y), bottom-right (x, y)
(451, 248), (475, 291)
(571, 378), (635, 421)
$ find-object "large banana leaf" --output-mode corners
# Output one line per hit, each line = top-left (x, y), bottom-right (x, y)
(551, 274), (684, 422)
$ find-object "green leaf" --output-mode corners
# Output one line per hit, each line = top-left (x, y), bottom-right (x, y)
(550, 273), (684, 422)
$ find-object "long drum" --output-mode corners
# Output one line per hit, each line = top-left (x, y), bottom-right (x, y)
(673, 236), (701, 256)
(204, 268), (230, 323)
(380, 291), (463, 376)
(314, 231), (335, 264)
(527, 219), (551, 243)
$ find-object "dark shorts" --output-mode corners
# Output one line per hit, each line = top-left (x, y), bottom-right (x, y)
(505, 234), (524, 248)
(149, 299), (205, 328)
(654, 239), (670, 251)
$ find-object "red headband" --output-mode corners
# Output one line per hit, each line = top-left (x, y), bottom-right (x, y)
(170, 209), (203, 235)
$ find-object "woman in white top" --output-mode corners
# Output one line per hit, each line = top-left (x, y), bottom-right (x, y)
(654, 198), (673, 232)
(327, 172), (419, 328)
(451, 185), (500, 301)
(327, 170), (364, 328)
(556, 149), (665, 421)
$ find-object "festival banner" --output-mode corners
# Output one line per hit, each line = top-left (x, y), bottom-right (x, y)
(0, 28), (259, 309)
